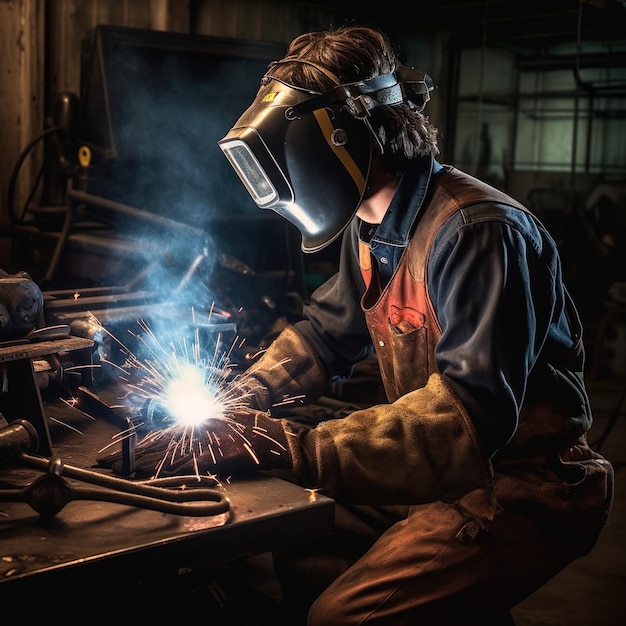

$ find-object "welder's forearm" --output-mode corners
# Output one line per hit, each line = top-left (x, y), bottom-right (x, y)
(286, 372), (493, 504)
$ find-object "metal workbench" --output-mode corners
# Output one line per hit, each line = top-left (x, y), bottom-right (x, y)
(0, 340), (334, 609)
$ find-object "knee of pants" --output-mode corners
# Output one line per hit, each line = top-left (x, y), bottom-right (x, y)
(308, 591), (348, 626)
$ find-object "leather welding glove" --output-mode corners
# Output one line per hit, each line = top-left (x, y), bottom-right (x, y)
(288, 372), (495, 504)
(232, 326), (329, 413)
(99, 410), (298, 479)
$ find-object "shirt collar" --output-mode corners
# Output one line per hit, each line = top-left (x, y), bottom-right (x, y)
(367, 154), (441, 247)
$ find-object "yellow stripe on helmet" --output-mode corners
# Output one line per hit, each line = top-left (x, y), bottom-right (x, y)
(312, 109), (366, 193)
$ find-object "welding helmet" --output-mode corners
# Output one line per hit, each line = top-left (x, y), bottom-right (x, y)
(219, 65), (434, 253)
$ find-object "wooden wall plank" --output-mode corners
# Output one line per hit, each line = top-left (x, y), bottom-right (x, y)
(0, 0), (45, 239)
(192, 0), (352, 44)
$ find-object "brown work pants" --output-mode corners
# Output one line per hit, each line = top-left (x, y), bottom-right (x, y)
(274, 441), (613, 625)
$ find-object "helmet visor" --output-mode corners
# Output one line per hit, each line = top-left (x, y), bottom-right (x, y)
(219, 79), (371, 252)
(220, 139), (278, 207)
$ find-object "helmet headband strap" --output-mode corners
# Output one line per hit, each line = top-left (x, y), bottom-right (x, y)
(289, 66), (434, 119)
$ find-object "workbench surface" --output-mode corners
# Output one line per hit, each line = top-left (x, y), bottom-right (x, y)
(0, 385), (334, 596)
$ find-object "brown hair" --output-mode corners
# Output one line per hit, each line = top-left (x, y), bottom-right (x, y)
(266, 25), (439, 172)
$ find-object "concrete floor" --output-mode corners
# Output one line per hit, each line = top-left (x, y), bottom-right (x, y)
(512, 377), (626, 626)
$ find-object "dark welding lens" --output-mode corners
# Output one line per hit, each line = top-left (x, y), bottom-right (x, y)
(220, 139), (277, 206)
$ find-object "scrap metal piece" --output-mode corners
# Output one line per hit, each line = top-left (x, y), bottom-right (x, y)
(0, 450), (230, 519)
(75, 386), (138, 476)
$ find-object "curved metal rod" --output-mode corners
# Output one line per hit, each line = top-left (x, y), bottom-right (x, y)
(14, 452), (230, 517)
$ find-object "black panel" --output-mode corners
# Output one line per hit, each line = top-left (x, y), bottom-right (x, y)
(78, 25), (286, 229)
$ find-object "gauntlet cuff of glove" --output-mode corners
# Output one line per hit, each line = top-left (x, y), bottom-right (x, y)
(242, 326), (329, 413)
(294, 373), (494, 503)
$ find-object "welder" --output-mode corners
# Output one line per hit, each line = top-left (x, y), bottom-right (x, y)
(145, 25), (614, 625)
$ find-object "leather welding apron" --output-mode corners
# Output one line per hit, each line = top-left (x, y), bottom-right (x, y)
(275, 168), (614, 625)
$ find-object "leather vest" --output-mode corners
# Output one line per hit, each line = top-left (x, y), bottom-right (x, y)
(359, 167), (590, 451)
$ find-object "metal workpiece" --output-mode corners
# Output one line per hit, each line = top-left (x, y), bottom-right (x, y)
(73, 384), (138, 475)
(1, 452), (230, 519)
(0, 469), (332, 592)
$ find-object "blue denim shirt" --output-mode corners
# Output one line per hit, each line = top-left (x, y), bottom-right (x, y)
(295, 156), (577, 454)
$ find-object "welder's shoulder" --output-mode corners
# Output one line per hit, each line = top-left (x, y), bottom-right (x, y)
(431, 200), (550, 262)
(437, 198), (539, 235)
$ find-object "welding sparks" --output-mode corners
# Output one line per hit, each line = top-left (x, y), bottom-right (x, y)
(92, 315), (283, 479)
(162, 363), (225, 425)
(127, 321), (235, 430)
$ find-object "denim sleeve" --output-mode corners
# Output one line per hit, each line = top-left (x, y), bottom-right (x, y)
(428, 203), (569, 454)
(294, 220), (374, 381)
